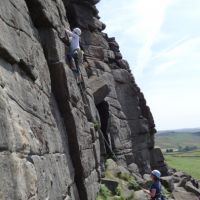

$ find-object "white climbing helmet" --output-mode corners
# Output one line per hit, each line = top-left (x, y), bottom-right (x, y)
(151, 170), (161, 179)
(73, 27), (82, 36)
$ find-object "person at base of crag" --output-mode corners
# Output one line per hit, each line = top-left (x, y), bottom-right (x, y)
(65, 27), (83, 83)
(143, 170), (166, 200)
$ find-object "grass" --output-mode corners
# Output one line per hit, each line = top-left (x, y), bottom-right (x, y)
(164, 151), (200, 180)
(96, 159), (140, 200)
(157, 131), (200, 180)
(161, 185), (171, 198)
(96, 184), (112, 200)
(94, 121), (101, 131)
(96, 184), (126, 200)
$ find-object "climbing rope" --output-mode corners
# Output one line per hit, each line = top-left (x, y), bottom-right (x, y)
(98, 129), (119, 162)
(73, 60), (119, 162)
(67, 46), (120, 167)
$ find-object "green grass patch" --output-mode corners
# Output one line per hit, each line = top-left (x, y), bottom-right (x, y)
(161, 185), (171, 198)
(96, 184), (127, 200)
(117, 172), (130, 181)
(96, 184), (112, 200)
(97, 159), (140, 200)
(165, 154), (200, 179)
(156, 128), (200, 183)
(94, 121), (101, 131)
(128, 178), (141, 191)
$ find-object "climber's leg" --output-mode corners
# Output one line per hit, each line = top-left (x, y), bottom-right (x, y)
(67, 53), (76, 71)
(73, 50), (80, 73)
(73, 50), (83, 84)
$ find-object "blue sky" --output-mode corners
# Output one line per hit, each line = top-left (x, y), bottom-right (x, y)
(97, 0), (200, 130)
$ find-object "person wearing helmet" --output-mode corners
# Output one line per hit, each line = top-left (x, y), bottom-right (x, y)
(65, 27), (81, 54)
(143, 170), (165, 200)
(65, 28), (81, 73)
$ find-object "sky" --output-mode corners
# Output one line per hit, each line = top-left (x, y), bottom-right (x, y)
(97, 0), (200, 130)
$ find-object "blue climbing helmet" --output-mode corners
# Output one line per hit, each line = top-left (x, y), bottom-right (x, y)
(151, 170), (161, 179)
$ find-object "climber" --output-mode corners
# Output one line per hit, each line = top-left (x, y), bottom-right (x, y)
(65, 27), (83, 82)
(143, 170), (166, 200)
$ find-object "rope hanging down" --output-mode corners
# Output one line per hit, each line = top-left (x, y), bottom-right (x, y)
(98, 129), (119, 162)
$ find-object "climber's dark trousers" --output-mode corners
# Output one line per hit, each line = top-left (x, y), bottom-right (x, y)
(73, 51), (79, 73)
(67, 51), (80, 74)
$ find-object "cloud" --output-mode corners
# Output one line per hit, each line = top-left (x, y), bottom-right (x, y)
(98, 0), (176, 78)
(154, 36), (200, 60)
(132, 0), (176, 78)
(151, 36), (200, 76)
(151, 36), (190, 61)
(98, 0), (200, 130)
(97, 1), (134, 34)
(153, 61), (177, 76)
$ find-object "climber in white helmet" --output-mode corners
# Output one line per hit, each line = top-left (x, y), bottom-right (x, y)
(65, 27), (81, 55)
(65, 28), (83, 83)
(65, 27), (83, 82)
(143, 170), (166, 200)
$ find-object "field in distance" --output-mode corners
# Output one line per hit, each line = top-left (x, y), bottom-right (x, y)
(155, 128), (200, 180)
(155, 128), (200, 150)
(164, 150), (200, 179)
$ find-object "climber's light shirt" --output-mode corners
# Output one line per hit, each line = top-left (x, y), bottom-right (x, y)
(66, 30), (80, 53)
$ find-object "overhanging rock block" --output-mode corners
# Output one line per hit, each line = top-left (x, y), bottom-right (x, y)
(88, 76), (110, 105)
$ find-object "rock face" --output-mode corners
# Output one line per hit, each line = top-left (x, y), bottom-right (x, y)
(0, 0), (167, 199)
(150, 148), (168, 176)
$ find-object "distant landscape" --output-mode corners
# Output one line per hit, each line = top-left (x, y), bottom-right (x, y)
(155, 128), (200, 179)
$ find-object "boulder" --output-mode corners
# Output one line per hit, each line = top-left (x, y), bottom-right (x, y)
(132, 174), (146, 186)
(173, 171), (188, 178)
(108, 40), (119, 52)
(160, 176), (174, 192)
(105, 159), (118, 171)
(128, 163), (140, 175)
(104, 49), (115, 61)
(143, 174), (151, 181)
(172, 187), (198, 200)
(185, 181), (200, 196)
(120, 187), (134, 199)
(116, 59), (130, 70)
(105, 159), (131, 178)
(176, 177), (189, 187)
(112, 69), (133, 84)
(82, 31), (109, 49)
(134, 190), (149, 200)
(115, 52), (123, 60)
(191, 178), (199, 189)
(70, 2), (103, 31)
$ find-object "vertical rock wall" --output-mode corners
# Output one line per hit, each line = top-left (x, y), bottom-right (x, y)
(66, 0), (159, 174)
(0, 0), (78, 199)
(0, 0), (166, 199)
